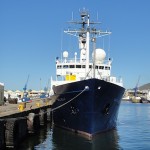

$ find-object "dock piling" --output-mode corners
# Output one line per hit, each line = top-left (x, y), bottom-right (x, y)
(5, 117), (27, 149)
(39, 109), (47, 126)
(0, 119), (5, 150)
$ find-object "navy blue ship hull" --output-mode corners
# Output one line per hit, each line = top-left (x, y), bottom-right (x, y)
(52, 78), (125, 138)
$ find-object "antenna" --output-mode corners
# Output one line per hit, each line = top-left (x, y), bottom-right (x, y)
(72, 11), (74, 20)
(108, 34), (111, 59)
(102, 38), (104, 49)
(40, 78), (42, 94)
(134, 76), (141, 97)
(60, 29), (63, 51)
(97, 11), (99, 20)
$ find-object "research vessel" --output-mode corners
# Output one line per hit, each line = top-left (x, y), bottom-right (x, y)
(51, 10), (125, 138)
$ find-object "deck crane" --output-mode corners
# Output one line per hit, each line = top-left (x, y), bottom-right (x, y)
(22, 75), (30, 102)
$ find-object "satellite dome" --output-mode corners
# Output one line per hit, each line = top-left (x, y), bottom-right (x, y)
(92, 48), (106, 63)
(63, 51), (68, 58)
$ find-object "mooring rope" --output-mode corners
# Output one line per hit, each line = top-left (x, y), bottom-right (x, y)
(51, 86), (89, 111)
(0, 86), (89, 121)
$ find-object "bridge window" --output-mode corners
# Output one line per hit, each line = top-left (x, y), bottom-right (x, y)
(76, 65), (81, 68)
(105, 66), (110, 70)
(69, 65), (74, 68)
(99, 66), (104, 69)
(57, 65), (62, 69)
(82, 65), (85, 68)
(89, 65), (92, 68)
(95, 66), (98, 69)
(63, 65), (68, 68)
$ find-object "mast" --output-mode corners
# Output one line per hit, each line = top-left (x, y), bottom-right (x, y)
(64, 9), (111, 79)
(85, 14), (90, 77)
(92, 37), (96, 78)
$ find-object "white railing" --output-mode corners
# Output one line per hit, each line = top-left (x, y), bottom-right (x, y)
(56, 58), (109, 64)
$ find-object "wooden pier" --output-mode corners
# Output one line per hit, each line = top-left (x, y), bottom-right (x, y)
(0, 98), (54, 149)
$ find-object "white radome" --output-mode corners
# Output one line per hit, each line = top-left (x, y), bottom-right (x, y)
(92, 48), (106, 63)
(63, 51), (69, 58)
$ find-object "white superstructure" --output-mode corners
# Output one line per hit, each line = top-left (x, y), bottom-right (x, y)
(51, 10), (123, 89)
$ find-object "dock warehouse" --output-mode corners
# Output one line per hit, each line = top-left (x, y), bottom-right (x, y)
(0, 82), (4, 105)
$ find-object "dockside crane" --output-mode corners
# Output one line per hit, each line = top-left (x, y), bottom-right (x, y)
(134, 76), (140, 97)
(22, 74), (30, 102)
(39, 78), (50, 98)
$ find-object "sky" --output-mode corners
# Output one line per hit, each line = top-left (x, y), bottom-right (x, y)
(0, 0), (150, 91)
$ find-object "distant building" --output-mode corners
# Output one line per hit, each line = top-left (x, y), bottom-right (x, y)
(0, 82), (4, 105)
(4, 90), (22, 100)
(4, 89), (43, 101)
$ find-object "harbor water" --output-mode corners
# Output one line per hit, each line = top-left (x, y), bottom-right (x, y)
(17, 101), (150, 150)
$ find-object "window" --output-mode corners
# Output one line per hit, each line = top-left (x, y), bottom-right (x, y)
(105, 66), (110, 70)
(95, 66), (98, 69)
(82, 65), (85, 68)
(89, 65), (92, 68)
(57, 65), (62, 69)
(76, 65), (81, 68)
(63, 65), (68, 68)
(99, 66), (104, 69)
(69, 65), (74, 68)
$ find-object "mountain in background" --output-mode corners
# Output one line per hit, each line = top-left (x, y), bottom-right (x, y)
(138, 83), (150, 90)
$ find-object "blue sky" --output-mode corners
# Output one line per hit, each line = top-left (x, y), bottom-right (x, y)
(0, 0), (150, 90)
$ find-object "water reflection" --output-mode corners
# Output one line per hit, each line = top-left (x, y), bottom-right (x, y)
(16, 123), (121, 150)
(12, 102), (150, 150)
(52, 127), (121, 150)
(17, 124), (51, 150)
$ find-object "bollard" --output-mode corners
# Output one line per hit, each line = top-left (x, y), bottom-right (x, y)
(18, 102), (26, 111)
(46, 100), (49, 105)
(18, 104), (24, 111)
(36, 102), (41, 107)
(0, 119), (5, 150)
